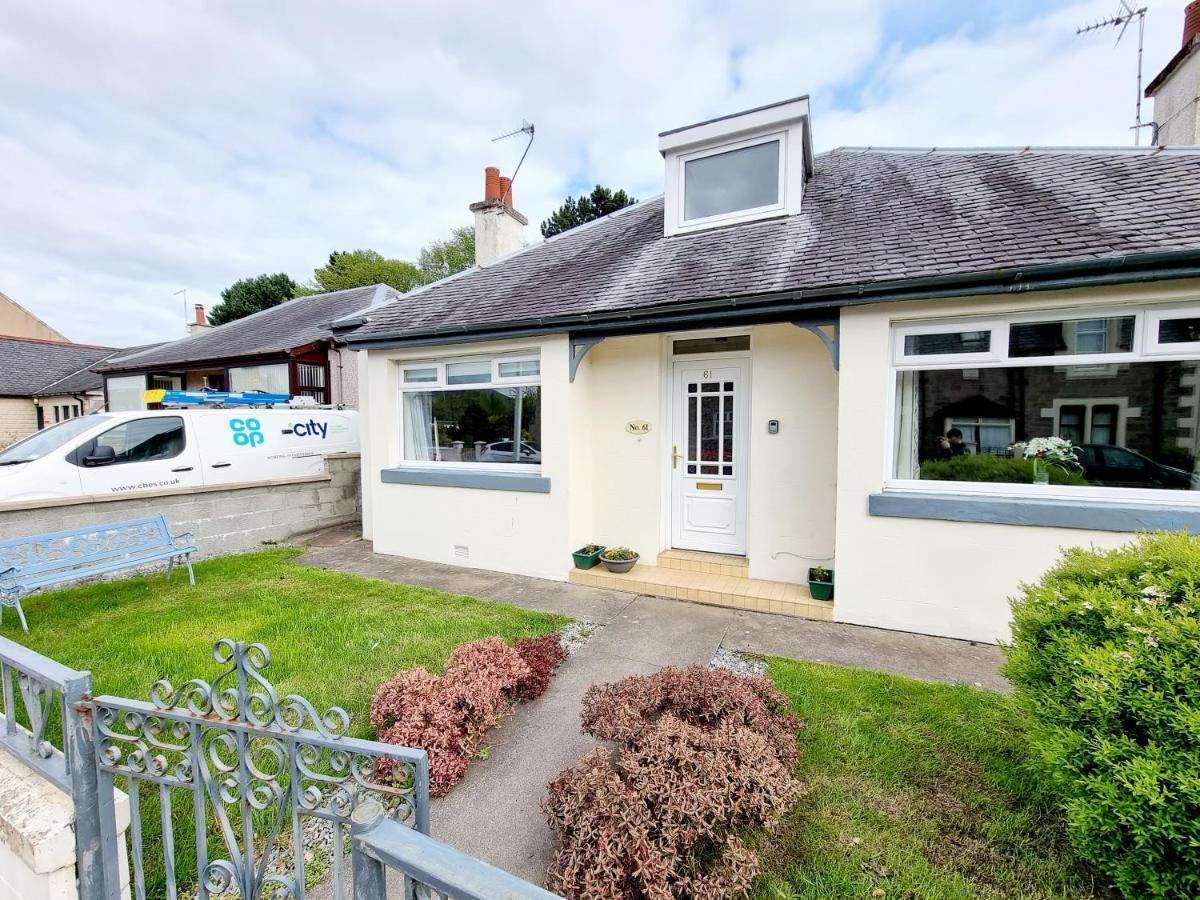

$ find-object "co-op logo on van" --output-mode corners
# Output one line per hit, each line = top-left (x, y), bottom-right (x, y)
(229, 417), (264, 447)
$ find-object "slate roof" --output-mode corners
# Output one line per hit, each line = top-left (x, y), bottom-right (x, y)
(98, 285), (399, 372)
(0, 337), (114, 397)
(342, 147), (1200, 345)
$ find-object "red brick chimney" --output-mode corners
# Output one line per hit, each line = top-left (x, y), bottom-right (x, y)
(188, 304), (212, 334)
(484, 166), (501, 202)
(1185, 0), (1200, 46)
(499, 176), (513, 208)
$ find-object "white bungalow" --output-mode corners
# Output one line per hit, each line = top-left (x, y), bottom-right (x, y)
(334, 95), (1200, 644)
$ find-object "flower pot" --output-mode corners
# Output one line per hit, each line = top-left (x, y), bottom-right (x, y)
(807, 568), (834, 601)
(572, 546), (605, 570)
(1032, 457), (1050, 485)
(600, 553), (639, 574)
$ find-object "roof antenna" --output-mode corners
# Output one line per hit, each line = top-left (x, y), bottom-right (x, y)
(1076, 2), (1152, 145)
(491, 120), (535, 205)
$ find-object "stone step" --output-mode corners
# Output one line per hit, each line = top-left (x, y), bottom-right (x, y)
(657, 549), (749, 577)
(569, 561), (832, 621)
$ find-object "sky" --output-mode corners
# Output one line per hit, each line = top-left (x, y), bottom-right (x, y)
(0, 0), (1192, 348)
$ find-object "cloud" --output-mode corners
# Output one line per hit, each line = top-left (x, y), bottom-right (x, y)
(0, 0), (1190, 347)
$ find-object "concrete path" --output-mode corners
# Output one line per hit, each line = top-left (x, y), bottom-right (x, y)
(298, 527), (1005, 891)
(297, 528), (1003, 897)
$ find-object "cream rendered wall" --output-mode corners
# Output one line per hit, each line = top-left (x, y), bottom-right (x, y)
(363, 335), (575, 581)
(358, 348), (374, 540)
(833, 279), (1200, 644)
(747, 324), (838, 583)
(1152, 47), (1200, 146)
(0, 293), (67, 342)
(583, 335), (664, 559)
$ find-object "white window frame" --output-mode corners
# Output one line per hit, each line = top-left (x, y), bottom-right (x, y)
(675, 131), (787, 232)
(892, 319), (1007, 366)
(1143, 305), (1200, 355)
(885, 303), (1200, 505)
(396, 353), (541, 473)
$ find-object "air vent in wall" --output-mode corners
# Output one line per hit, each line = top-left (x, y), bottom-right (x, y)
(453, 545), (469, 560)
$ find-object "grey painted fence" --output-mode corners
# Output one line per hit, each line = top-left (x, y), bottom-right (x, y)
(0, 634), (562, 900)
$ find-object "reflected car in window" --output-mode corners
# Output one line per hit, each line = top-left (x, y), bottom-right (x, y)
(477, 441), (541, 464)
(1075, 444), (1200, 490)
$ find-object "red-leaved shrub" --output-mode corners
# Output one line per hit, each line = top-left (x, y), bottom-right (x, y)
(514, 634), (569, 701)
(371, 634), (565, 796)
(544, 666), (804, 899)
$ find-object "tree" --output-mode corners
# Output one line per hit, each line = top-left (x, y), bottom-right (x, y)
(417, 226), (476, 284)
(310, 249), (423, 294)
(540, 185), (636, 238)
(208, 273), (298, 326)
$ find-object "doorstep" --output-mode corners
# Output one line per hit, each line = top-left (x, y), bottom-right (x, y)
(569, 550), (833, 621)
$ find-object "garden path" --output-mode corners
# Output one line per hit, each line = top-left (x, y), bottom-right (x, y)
(299, 527), (1005, 891)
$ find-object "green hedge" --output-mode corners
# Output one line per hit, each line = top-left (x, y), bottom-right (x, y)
(920, 453), (1090, 485)
(1002, 533), (1200, 898)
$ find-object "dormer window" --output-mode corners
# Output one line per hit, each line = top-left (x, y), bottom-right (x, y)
(681, 134), (784, 223)
(659, 95), (812, 237)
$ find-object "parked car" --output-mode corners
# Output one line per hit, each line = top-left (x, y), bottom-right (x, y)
(0, 409), (359, 502)
(1075, 444), (1200, 490)
(478, 440), (541, 464)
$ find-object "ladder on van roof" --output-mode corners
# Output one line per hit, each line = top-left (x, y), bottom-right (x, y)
(146, 389), (315, 408)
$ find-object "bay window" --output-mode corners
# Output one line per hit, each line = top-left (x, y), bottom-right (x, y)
(399, 355), (540, 469)
(891, 306), (1200, 496)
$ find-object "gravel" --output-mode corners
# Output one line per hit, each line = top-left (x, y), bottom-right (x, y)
(710, 647), (766, 678)
(558, 620), (603, 655)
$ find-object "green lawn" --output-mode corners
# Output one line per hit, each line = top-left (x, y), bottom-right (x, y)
(2, 547), (567, 734)
(0, 547), (567, 895)
(753, 658), (1113, 900)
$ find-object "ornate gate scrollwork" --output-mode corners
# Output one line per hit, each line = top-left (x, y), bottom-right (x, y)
(91, 638), (430, 900)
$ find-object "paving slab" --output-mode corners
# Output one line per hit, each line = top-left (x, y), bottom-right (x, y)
(298, 537), (1007, 894)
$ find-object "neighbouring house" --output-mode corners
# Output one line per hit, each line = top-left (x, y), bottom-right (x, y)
(334, 94), (1200, 645)
(92, 286), (397, 410)
(0, 336), (117, 447)
(0, 290), (71, 343)
(1146, 0), (1200, 146)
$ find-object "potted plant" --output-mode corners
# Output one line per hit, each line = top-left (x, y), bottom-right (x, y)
(572, 544), (606, 570)
(808, 566), (834, 601)
(599, 547), (640, 574)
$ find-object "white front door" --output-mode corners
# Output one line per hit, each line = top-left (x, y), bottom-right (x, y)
(671, 359), (749, 555)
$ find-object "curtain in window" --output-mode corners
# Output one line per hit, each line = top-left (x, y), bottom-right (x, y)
(894, 371), (920, 479)
(403, 391), (435, 461)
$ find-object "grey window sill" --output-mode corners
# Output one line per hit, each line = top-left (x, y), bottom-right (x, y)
(869, 491), (1200, 533)
(381, 468), (550, 493)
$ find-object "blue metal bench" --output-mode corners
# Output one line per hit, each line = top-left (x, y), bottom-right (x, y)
(0, 514), (198, 631)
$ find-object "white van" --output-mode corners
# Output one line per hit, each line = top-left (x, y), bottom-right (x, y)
(0, 409), (359, 503)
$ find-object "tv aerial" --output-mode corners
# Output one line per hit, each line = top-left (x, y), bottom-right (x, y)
(491, 120), (535, 205)
(1076, 1), (1152, 145)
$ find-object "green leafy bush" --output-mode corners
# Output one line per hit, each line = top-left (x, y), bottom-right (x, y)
(920, 453), (1090, 485)
(1002, 533), (1200, 898)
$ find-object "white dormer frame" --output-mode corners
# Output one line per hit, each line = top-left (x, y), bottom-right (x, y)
(658, 95), (812, 237)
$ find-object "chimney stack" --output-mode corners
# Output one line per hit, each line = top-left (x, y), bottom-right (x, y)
(188, 304), (212, 334)
(470, 166), (527, 267)
(1147, 0), (1200, 145)
(1185, 0), (1200, 47)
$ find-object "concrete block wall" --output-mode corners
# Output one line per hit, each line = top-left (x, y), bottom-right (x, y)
(0, 454), (361, 558)
(0, 397), (38, 450)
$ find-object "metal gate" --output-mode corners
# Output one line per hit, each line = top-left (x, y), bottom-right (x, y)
(0, 634), (559, 900)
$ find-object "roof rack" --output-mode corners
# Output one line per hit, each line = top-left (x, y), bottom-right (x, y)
(145, 389), (325, 409)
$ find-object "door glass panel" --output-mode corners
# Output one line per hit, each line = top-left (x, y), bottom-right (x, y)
(701, 382), (719, 393)
(701, 395), (719, 463)
(688, 395), (697, 461)
(723, 392), (734, 464)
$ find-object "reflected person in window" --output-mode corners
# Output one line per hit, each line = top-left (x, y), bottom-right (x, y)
(937, 428), (970, 459)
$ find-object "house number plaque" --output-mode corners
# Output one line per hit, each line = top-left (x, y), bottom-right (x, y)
(626, 420), (652, 435)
